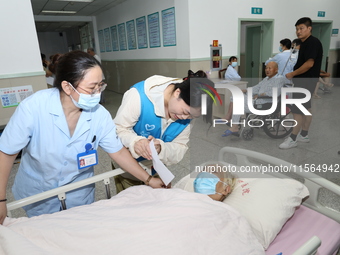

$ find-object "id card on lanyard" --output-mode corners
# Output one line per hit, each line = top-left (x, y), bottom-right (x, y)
(77, 135), (98, 170)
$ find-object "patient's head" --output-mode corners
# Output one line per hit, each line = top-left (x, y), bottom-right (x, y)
(193, 162), (236, 201)
(265, 61), (278, 78)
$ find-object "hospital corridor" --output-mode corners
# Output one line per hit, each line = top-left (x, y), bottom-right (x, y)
(1, 0), (340, 254)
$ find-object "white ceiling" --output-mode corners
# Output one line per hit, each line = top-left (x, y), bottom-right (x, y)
(31, 0), (127, 32)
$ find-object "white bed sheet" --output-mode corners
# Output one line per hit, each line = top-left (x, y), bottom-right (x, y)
(0, 186), (264, 255)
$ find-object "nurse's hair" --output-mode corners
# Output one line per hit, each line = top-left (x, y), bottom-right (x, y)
(54, 50), (101, 90)
(174, 70), (215, 124)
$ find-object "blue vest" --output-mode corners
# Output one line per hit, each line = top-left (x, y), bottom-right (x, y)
(132, 81), (190, 161)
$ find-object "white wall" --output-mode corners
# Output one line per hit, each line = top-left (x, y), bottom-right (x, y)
(0, 0), (42, 76)
(96, 0), (339, 61)
(96, 0), (180, 60)
(187, 0), (340, 58)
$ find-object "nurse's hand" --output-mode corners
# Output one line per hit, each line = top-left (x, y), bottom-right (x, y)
(148, 177), (167, 189)
(0, 203), (7, 225)
(134, 138), (152, 160)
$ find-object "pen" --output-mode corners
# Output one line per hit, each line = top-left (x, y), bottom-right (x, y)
(90, 135), (96, 150)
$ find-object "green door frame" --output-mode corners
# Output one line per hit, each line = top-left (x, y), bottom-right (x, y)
(239, 19), (274, 84)
(312, 20), (333, 71)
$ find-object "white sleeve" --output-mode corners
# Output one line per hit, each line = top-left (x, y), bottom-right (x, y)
(113, 88), (145, 159)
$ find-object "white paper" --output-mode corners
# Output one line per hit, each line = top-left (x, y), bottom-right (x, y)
(149, 140), (174, 185)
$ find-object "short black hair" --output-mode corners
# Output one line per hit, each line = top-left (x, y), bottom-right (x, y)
(292, 38), (302, 47)
(229, 56), (237, 62)
(280, 38), (291, 49)
(295, 17), (312, 27)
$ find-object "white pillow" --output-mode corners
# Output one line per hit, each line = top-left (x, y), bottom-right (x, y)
(174, 172), (309, 250)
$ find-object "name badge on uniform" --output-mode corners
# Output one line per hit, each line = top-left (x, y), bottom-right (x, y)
(77, 136), (98, 170)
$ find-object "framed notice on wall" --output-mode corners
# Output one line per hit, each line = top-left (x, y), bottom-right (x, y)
(126, 20), (137, 50)
(1, 85), (33, 108)
(136, 16), (148, 49)
(104, 28), (111, 52)
(118, 23), (127, 51)
(110, 25), (119, 51)
(162, 7), (176, 47)
(148, 12), (161, 48)
(98, 30), (105, 52)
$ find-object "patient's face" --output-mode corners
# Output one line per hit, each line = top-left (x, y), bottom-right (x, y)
(208, 177), (231, 202)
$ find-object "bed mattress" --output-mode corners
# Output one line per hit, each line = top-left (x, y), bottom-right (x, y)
(266, 205), (340, 255)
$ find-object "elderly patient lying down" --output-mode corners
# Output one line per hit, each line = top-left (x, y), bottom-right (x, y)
(193, 162), (237, 202)
(1, 186), (264, 255)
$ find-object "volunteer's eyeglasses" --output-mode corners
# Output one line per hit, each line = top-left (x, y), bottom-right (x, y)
(70, 82), (107, 97)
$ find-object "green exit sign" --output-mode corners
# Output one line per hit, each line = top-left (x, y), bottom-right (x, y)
(251, 7), (263, 15)
(317, 11), (325, 17)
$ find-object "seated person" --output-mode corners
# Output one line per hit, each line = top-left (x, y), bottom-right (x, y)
(193, 162), (236, 202)
(223, 61), (286, 136)
(225, 56), (241, 81)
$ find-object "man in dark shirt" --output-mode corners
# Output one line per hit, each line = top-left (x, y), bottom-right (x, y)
(279, 17), (323, 149)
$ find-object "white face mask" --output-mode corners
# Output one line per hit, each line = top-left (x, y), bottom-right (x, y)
(69, 83), (101, 111)
(231, 62), (238, 68)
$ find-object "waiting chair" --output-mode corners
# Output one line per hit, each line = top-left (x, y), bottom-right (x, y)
(218, 68), (227, 79)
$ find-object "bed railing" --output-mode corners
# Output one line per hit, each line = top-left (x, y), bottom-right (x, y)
(6, 168), (125, 217)
(218, 147), (340, 224)
(292, 236), (321, 255)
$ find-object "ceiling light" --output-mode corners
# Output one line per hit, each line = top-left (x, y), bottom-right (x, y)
(42, 10), (77, 14)
(53, 0), (94, 2)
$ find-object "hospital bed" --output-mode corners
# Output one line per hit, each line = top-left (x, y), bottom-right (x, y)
(1, 147), (340, 255)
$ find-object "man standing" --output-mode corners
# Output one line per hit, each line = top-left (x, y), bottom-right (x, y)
(279, 17), (323, 149)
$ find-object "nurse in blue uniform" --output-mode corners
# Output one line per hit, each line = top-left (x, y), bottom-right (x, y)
(0, 51), (164, 223)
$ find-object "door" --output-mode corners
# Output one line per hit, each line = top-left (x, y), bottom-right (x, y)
(312, 22), (332, 71)
(246, 25), (262, 86)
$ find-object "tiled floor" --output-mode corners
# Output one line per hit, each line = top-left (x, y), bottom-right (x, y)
(6, 83), (340, 218)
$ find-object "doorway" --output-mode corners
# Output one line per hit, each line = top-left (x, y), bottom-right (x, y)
(240, 20), (274, 86)
(246, 25), (261, 79)
(312, 21), (333, 71)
